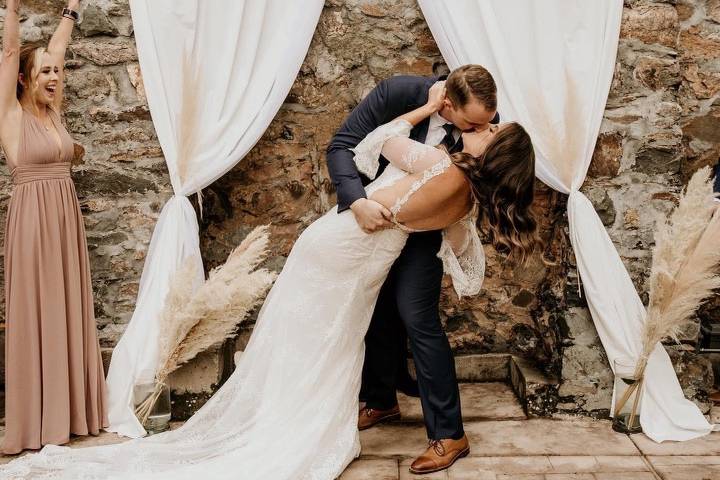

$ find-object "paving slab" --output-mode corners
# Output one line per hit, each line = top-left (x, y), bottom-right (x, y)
(547, 456), (599, 473)
(360, 423), (429, 457)
(360, 419), (640, 457)
(653, 465), (720, 480)
(649, 456), (720, 480)
(340, 459), (398, 480)
(443, 455), (652, 477)
(593, 473), (656, 480)
(496, 475), (544, 480)
(449, 470), (497, 480)
(543, 475), (595, 480)
(463, 419), (639, 457)
(398, 383), (526, 423)
(631, 431), (720, 456)
(593, 455), (650, 472)
(649, 456), (720, 466)
(448, 456), (553, 474)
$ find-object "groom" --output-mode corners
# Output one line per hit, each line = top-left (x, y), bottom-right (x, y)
(326, 65), (499, 474)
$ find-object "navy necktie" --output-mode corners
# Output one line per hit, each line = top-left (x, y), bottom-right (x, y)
(440, 123), (455, 149)
(441, 123), (462, 153)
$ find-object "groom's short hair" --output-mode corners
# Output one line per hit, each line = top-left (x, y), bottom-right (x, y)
(446, 65), (497, 111)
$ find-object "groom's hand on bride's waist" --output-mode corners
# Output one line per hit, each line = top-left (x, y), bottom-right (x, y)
(351, 198), (393, 234)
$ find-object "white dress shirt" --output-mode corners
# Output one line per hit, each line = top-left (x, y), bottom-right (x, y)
(424, 112), (458, 147)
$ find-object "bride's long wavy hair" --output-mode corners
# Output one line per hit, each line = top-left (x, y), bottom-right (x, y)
(450, 122), (541, 263)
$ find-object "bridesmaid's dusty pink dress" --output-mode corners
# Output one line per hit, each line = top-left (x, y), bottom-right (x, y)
(2, 108), (108, 454)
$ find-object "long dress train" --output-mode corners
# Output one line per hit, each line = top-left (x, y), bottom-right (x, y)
(0, 119), (484, 479)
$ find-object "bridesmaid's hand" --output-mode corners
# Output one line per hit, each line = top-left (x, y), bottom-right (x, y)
(67, 0), (80, 11)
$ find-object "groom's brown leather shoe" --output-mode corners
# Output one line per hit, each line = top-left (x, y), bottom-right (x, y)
(409, 435), (470, 475)
(358, 404), (400, 430)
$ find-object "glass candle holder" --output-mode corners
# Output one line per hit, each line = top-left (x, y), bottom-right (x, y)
(611, 357), (643, 434)
(133, 381), (171, 435)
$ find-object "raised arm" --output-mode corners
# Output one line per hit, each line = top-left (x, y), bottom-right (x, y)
(351, 82), (448, 177)
(0, 0), (21, 120)
(380, 134), (449, 174)
(46, 0), (79, 112)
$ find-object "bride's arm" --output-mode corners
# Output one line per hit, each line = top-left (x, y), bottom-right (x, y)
(394, 81), (445, 127)
(351, 81), (449, 177)
(438, 213), (486, 298)
(379, 134), (448, 174)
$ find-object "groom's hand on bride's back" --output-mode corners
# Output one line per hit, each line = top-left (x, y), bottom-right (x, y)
(351, 198), (393, 233)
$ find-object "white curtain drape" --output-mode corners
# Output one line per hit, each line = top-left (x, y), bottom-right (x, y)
(106, 0), (324, 438)
(419, 0), (714, 441)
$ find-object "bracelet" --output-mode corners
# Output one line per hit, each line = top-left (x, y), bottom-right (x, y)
(61, 8), (79, 21)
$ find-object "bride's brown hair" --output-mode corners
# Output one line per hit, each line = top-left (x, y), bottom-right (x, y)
(450, 122), (541, 263)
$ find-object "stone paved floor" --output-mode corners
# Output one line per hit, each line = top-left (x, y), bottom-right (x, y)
(1, 383), (718, 479)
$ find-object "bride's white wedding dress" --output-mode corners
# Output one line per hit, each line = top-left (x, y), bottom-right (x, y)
(0, 120), (485, 480)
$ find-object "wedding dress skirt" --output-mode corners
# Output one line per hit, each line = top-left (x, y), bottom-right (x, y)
(1, 119), (484, 479)
(1, 206), (407, 480)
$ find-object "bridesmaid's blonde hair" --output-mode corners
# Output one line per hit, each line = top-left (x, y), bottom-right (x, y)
(17, 42), (46, 101)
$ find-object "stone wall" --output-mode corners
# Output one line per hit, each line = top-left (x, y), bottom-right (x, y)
(0, 0), (718, 417)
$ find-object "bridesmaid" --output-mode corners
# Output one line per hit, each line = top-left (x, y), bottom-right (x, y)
(0, 0), (108, 453)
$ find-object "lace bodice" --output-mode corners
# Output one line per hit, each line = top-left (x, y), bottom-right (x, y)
(351, 119), (485, 297)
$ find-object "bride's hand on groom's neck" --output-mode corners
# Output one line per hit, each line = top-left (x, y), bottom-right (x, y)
(396, 81), (446, 127)
(426, 81), (447, 112)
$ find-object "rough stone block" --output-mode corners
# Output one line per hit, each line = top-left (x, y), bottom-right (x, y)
(454, 354), (511, 382)
(168, 344), (225, 420)
(620, 3), (679, 48)
(511, 356), (560, 417)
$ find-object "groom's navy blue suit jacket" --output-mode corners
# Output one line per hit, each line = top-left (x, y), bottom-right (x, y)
(326, 74), (499, 213)
(714, 160), (720, 195)
(327, 75), (440, 212)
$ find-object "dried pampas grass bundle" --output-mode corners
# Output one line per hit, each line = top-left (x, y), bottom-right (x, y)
(135, 226), (277, 424)
(614, 167), (720, 422)
(640, 167), (720, 373)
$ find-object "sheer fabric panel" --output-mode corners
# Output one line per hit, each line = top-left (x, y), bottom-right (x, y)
(106, 0), (324, 438)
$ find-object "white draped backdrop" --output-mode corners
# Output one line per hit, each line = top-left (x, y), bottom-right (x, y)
(106, 0), (324, 438)
(107, 0), (713, 443)
(418, 0), (714, 441)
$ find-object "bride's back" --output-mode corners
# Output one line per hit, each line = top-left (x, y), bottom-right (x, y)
(369, 164), (473, 232)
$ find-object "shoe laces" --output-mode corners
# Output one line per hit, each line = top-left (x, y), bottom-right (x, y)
(428, 439), (446, 456)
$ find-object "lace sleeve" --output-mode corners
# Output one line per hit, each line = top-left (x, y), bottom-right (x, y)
(350, 119), (413, 179)
(438, 211), (485, 297)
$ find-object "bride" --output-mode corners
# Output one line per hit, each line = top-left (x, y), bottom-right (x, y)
(1, 83), (539, 479)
